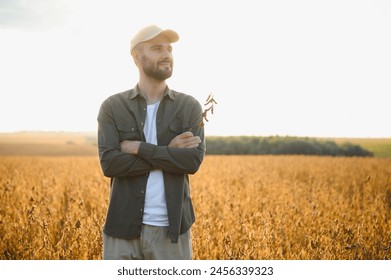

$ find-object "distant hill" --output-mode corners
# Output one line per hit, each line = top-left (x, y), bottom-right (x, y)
(0, 131), (390, 157)
(332, 137), (391, 158)
(205, 136), (375, 157)
(0, 131), (97, 156)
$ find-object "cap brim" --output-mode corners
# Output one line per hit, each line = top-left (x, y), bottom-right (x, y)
(131, 26), (179, 52)
(160, 29), (179, 43)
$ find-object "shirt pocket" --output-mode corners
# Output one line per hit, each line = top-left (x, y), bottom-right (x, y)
(169, 117), (190, 135)
(117, 122), (140, 141)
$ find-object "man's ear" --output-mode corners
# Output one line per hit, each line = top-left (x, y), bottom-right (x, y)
(131, 48), (143, 65)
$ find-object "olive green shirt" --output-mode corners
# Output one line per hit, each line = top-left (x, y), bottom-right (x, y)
(97, 85), (205, 243)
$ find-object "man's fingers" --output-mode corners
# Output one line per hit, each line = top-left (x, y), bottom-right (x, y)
(180, 131), (194, 138)
(169, 132), (201, 148)
(182, 136), (201, 148)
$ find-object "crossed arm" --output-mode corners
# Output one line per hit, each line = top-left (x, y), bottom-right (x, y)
(119, 131), (204, 175)
(98, 96), (205, 178)
(120, 131), (201, 154)
(98, 122), (204, 178)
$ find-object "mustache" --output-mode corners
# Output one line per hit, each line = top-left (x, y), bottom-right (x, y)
(158, 58), (172, 64)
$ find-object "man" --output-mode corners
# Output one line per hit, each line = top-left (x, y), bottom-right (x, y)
(97, 25), (206, 260)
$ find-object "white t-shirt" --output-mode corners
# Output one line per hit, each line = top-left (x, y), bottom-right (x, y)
(142, 101), (169, 226)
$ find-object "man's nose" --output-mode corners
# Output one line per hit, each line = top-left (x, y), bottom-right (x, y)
(162, 48), (172, 57)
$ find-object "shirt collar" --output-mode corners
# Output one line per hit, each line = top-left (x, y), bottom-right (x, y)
(129, 84), (176, 100)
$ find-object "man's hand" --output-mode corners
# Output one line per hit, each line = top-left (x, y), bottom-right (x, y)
(169, 131), (201, 148)
(120, 140), (141, 154)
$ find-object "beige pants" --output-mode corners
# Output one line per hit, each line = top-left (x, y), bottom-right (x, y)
(103, 224), (192, 260)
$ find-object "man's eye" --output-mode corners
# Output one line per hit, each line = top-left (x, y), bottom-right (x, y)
(152, 46), (172, 53)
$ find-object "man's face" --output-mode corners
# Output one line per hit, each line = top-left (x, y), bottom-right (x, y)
(138, 36), (174, 81)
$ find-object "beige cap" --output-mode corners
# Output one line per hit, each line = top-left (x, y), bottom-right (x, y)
(130, 25), (179, 52)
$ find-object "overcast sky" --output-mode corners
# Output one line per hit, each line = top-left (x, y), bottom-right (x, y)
(1, 0), (390, 137)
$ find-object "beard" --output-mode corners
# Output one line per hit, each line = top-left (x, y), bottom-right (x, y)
(141, 56), (173, 81)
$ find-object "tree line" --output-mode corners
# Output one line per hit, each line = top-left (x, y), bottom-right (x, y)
(204, 136), (374, 157)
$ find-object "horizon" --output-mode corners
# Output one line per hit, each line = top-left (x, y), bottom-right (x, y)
(1, 129), (390, 140)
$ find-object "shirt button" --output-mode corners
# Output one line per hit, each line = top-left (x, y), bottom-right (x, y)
(140, 208), (143, 212)
(141, 122), (144, 126)
(131, 127), (135, 131)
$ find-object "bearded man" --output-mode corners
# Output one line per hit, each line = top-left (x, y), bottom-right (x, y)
(97, 25), (205, 260)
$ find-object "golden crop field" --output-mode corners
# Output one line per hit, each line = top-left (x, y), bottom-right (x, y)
(1, 155), (390, 260)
